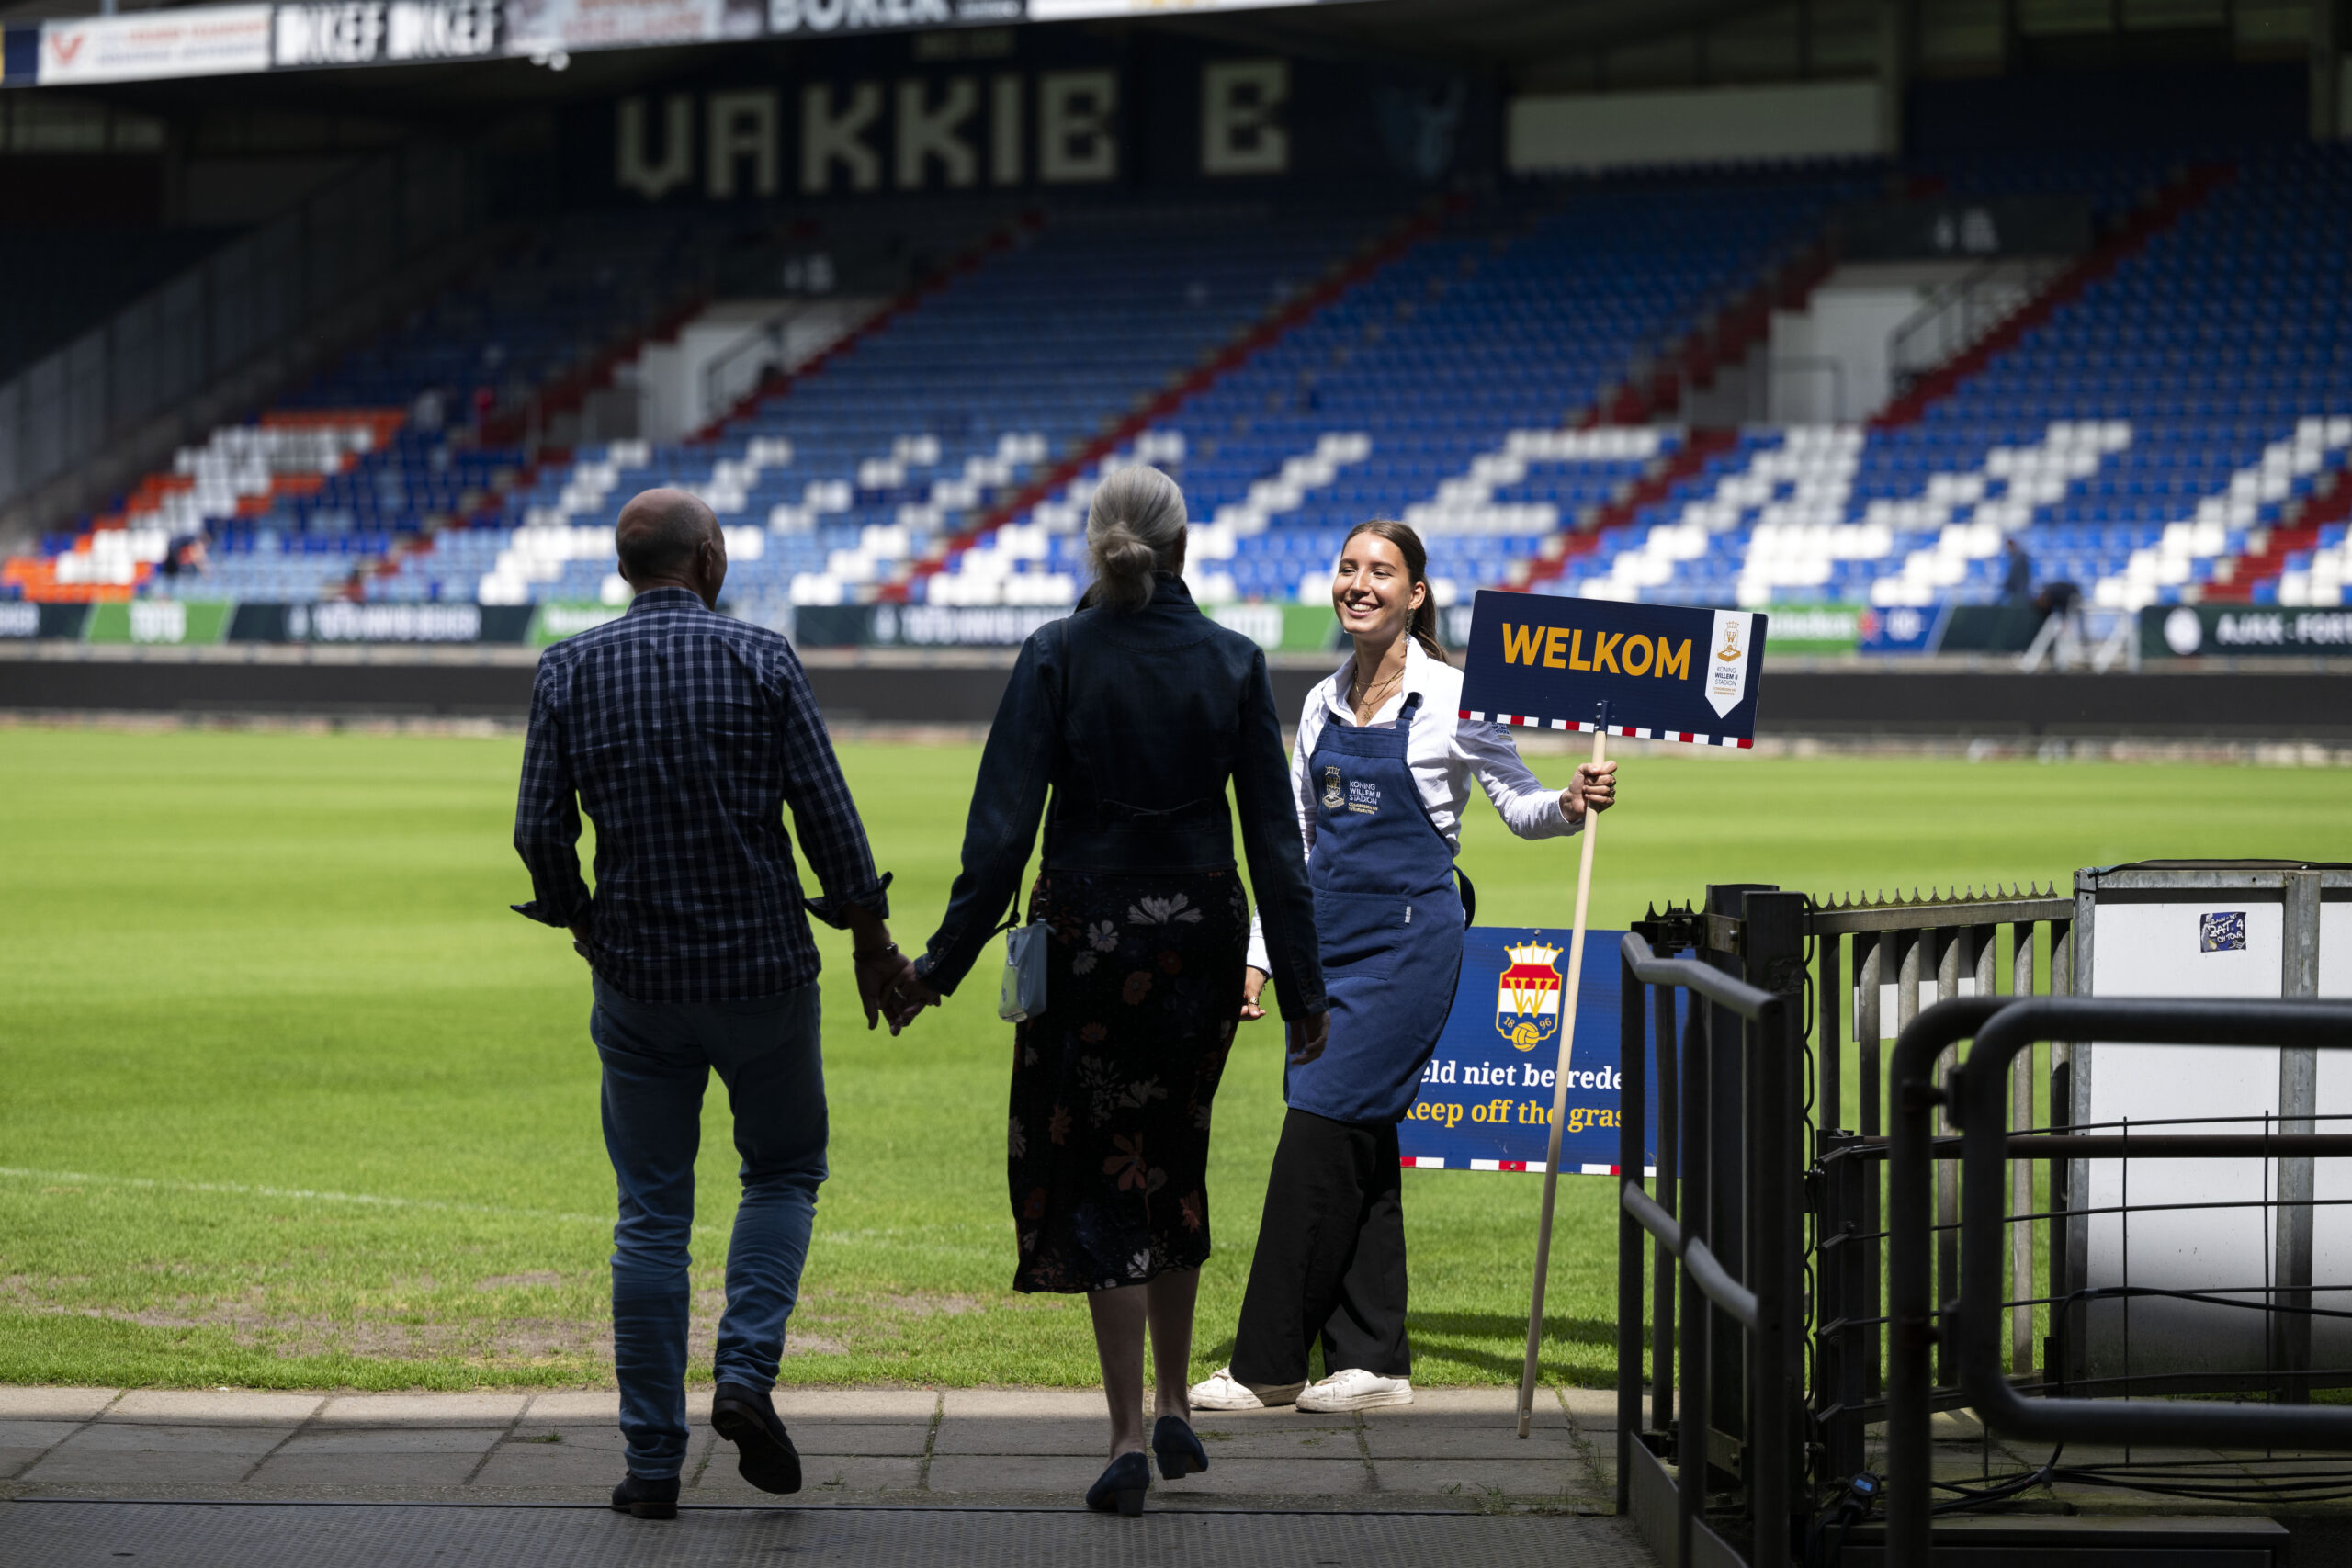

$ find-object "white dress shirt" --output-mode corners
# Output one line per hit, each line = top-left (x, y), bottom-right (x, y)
(1245, 638), (1578, 975)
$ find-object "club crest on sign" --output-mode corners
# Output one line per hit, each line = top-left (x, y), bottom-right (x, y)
(1321, 765), (1344, 811)
(1496, 940), (1564, 1053)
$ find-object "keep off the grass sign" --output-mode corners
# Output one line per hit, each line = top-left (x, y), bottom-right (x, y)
(1396, 928), (1665, 1177)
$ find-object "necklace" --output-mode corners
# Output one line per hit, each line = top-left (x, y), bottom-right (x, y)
(1351, 663), (1405, 713)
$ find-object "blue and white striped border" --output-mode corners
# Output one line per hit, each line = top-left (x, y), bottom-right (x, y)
(1460, 709), (1752, 750)
(1402, 1157), (1659, 1176)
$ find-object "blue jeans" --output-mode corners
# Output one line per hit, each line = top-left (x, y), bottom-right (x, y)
(590, 974), (827, 1479)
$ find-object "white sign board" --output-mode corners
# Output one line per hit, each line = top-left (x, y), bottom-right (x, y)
(40, 5), (273, 84)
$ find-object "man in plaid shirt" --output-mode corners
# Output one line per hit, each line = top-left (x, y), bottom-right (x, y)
(513, 489), (914, 1520)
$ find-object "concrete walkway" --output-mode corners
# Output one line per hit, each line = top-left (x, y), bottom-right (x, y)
(1, 1383), (1625, 1510)
(1, 1385), (1652, 1566)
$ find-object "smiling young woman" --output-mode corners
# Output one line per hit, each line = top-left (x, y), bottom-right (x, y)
(1190, 518), (1620, 1416)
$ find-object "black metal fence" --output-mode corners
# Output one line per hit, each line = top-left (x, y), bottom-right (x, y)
(1611, 881), (2352, 1566)
(1883, 995), (2352, 1559)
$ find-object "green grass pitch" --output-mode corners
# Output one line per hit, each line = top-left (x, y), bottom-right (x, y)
(2, 725), (2346, 1393)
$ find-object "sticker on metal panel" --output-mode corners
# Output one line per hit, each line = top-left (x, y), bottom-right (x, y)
(2199, 911), (2247, 953)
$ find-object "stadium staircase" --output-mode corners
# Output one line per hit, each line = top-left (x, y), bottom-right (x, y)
(1871, 162), (2233, 430)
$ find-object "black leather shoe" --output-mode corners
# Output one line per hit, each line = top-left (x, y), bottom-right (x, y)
(1085, 1450), (1152, 1516)
(711, 1381), (802, 1495)
(610, 1472), (679, 1520)
(1151, 1415), (1208, 1480)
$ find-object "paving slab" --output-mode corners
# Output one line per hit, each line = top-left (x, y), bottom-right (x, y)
(0, 1390), (116, 1421)
(1557, 1387), (1620, 1430)
(923, 1453), (1115, 1495)
(1374, 1457), (1599, 1499)
(103, 1392), (322, 1427)
(1, 1450), (58, 1482)
(24, 1423), (292, 1485)
(929, 1416), (1118, 1455)
(779, 1422), (930, 1457)
(937, 1390), (1102, 1419)
(249, 1450), (487, 1488)
(1189, 1424), (1363, 1461)
(771, 1391), (937, 1420)
(476, 1425), (717, 1490)
(315, 1393), (528, 1427)
(270, 1427), (503, 1458)
(1363, 1426), (1582, 1461)
(1157, 1457), (1376, 1498)
(0, 1421), (78, 1452)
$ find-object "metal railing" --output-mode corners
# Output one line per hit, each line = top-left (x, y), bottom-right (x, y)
(1883, 994), (2352, 1560)
(1808, 886), (2073, 1489)
(1887, 257), (2056, 394)
(1616, 900), (1805, 1568)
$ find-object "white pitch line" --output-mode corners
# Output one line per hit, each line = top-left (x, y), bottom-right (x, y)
(0, 1165), (616, 1229)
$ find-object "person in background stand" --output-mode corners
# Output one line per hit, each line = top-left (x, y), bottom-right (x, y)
(1190, 519), (1617, 1416)
(2002, 536), (2034, 606)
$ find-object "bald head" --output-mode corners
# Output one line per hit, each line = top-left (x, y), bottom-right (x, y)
(616, 489), (725, 605)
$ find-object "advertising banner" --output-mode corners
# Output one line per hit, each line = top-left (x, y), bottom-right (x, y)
(1396, 928), (1663, 1175)
(224, 602), (537, 643)
(272, 0), (501, 68)
(532, 601), (628, 644)
(503, 0), (748, 56)
(85, 601), (233, 645)
(2143, 604), (2352, 659)
(0, 604), (93, 639)
(1856, 602), (1948, 656)
(786, 601), (1337, 652)
(1753, 602), (1863, 655)
(768, 0), (1022, 33)
(1458, 590), (1766, 746)
(40, 5), (272, 84)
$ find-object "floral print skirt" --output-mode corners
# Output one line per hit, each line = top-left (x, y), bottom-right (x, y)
(1007, 867), (1249, 1293)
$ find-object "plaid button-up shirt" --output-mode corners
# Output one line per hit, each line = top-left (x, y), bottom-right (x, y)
(512, 587), (889, 1003)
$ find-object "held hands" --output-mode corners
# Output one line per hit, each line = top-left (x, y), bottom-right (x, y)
(1563, 760), (1619, 823)
(880, 970), (941, 1035)
(843, 907), (920, 1033)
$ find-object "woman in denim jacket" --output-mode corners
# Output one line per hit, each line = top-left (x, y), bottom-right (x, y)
(888, 466), (1329, 1516)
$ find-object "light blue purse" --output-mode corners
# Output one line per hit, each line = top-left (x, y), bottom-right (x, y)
(998, 618), (1069, 1025)
(999, 917), (1049, 1023)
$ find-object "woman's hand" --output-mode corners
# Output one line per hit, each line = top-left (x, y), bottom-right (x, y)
(1238, 965), (1272, 1021)
(1563, 760), (1619, 823)
(881, 971), (941, 1035)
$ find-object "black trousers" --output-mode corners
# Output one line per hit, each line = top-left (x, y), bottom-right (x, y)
(1228, 1107), (1410, 1386)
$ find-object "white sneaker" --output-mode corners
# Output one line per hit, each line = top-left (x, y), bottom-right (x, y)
(1188, 1367), (1304, 1411)
(1295, 1369), (1413, 1413)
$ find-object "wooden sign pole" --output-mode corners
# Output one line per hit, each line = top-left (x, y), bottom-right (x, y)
(1515, 727), (1607, 1438)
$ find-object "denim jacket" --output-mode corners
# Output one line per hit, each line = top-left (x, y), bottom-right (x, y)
(913, 574), (1326, 1020)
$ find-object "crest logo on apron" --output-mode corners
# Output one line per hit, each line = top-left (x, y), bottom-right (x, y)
(1496, 940), (1564, 1052)
(1321, 765), (1344, 811)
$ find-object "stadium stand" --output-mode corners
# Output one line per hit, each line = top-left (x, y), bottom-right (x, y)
(10, 147), (2352, 620)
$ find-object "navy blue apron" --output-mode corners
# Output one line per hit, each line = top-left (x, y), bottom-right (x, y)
(1284, 693), (1468, 1125)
